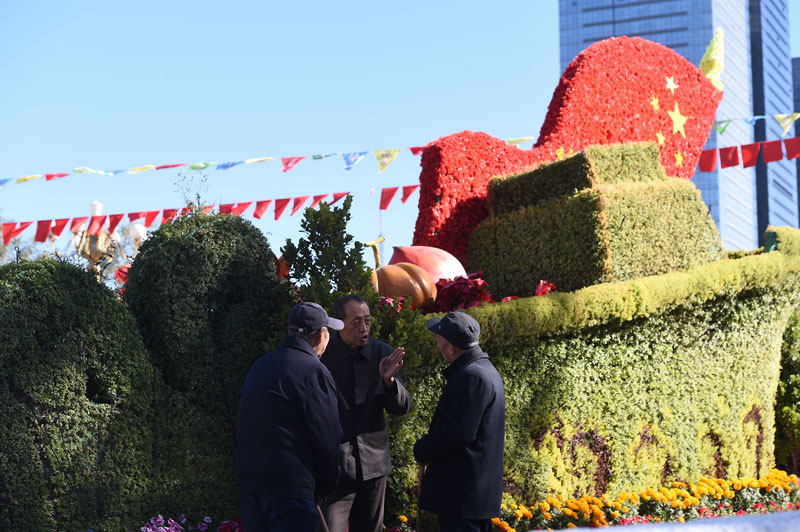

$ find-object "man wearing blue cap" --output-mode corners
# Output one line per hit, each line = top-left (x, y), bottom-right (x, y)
(413, 312), (505, 532)
(236, 302), (345, 532)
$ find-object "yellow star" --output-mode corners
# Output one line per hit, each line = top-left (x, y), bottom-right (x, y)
(675, 150), (683, 167)
(667, 101), (687, 138)
(666, 76), (679, 94)
(650, 94), (660, 112)
(656, 131), (665, 146)
(556, 146), (565, 160)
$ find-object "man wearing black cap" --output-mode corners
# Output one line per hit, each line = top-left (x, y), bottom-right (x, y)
(414, 312), (505, 532)
(236, 302), (345, 532)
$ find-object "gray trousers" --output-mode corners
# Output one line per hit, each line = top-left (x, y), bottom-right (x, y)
(320, 475), (387, 532)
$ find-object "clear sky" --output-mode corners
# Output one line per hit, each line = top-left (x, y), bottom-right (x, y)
(0, 1), (798, 265)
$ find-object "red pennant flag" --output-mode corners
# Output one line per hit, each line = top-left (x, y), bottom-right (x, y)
(409, 146), (425, 156)
(786, 137), (800, 160)
(281, 157), (306, 172)
(128, 212), (145, 221)
(698, 150), (717, 172)
(45, 172), (69, 181)
(232, 202), (252, 216)
(380, 187), (399, 210)
(107, 214), (124, 233)
(88, 215), (106, 236)
(274, 198), (291, 220)
(761, 140), (783, 163)
(162, 209), (178, 224)
(310, 194), (328, 209)
(741, 143), (760, 168)
(144, 211), (160, 227)
(2, 222), (33, 245)
(219, 204), (234, 214)
(202, 205), (215, 214)
(70, 217), (88, 233)
(35, 220), (52, 242)
(180, 207), (192, 217)
(51, 219), (69, 237)
(719, 146), (740, 168)
(291, 196), (310, 216)
(155, 163), (187, 170)
(253, 200), (272, 219)
(401, 185), (419, 203)
(330, 192), (348, 205)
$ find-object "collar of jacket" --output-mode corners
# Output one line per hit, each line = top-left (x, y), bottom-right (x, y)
(280, 335), (320, 359)
(442, 345), (488, 380)
(330, 332), (370, 361)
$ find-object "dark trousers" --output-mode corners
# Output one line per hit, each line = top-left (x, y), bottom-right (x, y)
(239, 493), (318, 532)
(437, 517), (492, 532)
(321, 476), (387, 532)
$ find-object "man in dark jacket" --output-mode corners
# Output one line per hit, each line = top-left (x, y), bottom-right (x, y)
(414, 312), (505, 532)
(320, 294), (413, 532)
(236, 302), (344, 532)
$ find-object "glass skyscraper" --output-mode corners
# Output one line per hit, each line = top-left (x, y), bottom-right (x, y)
(558, 0), (797, 250)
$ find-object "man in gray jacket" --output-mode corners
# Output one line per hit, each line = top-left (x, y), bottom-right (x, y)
(320, 294), (412, 532)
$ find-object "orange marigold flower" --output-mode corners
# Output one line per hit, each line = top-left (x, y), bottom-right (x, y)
(398, 516), (408, 523)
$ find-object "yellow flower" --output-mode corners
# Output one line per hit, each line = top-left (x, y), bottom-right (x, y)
(398, 516), (408, 523)
(539, 502), (551, 512)
(622, 506), (629, 513)
(678, 517), (685, 523)
(514, 510), (523, 521)
(501, 504), (507, 511)
(566, 524), (577, 529)
(611, 511), (619, 519)
(543, 512), (552, 521)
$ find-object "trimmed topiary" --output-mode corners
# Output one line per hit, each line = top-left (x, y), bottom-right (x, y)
(0, 258), (154, 532)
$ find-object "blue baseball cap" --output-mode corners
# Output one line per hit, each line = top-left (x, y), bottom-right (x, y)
(288, 302), (344, 333)
(426, 312), (480, 350)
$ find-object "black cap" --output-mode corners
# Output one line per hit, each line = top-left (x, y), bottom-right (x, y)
(426, 312), (480, 350)
(288, 302), (344, 333)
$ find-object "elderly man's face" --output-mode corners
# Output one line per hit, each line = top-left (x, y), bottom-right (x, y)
(435, 334), (460, 364)
(340, 300), (371, 350)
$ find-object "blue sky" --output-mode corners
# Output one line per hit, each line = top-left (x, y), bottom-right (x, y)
(0, 1), (798, 264)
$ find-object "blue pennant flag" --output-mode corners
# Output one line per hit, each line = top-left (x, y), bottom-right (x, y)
(0, 178), (10, 189)
(216, 161), (244, 170)
(744, 115), (764, 125)
(342, 152), (367, 171)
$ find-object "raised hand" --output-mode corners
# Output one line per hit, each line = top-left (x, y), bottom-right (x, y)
(379, 347), (405, 386)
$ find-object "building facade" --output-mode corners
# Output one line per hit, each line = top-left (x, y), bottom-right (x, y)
(558, 0), (797, 250)
(793, 57), (800, 208)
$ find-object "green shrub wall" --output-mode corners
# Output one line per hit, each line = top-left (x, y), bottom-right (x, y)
(384, 242), (800, 519)
(470, 179), (723, 297)
(0, 259), (155, 532)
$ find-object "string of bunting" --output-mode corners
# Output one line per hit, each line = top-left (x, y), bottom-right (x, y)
(712, 112), (800, 136)
(695, 136), (800, 172)
(1, 185), (421, 246)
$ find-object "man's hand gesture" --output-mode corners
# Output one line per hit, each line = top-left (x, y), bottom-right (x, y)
(379, 347), (405, 386)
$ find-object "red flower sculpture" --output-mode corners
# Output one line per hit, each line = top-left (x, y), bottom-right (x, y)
(412, 36), (723, 266)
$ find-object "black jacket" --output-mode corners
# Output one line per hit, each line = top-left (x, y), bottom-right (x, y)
(321, 334), (412, 481)
(236, 336), (342, 499)
(413, 347), (505, 519)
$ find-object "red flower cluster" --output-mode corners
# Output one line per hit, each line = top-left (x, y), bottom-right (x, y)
(535, 280), (555, 297)
(216, 517), (244, 532)
(412, 36), (722, 266)
(429, 271), (495, 312)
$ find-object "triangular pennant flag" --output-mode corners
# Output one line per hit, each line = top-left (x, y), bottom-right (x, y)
(73, 167), (97, 174)
(202, 205), (215, 214)
(144, 211), (160, 227)
(311, 153), (337, 160)
(409, 146), (425, 156)
(506, 136), (534, 146)
(35, 220), (52, 242)
(232, 202), (253, 216)
(16, 174), (41, 183)
(374, 149), (401, 173)
(401, 185), (419, 203)
(698, 150), (717, 172)
(51, 219), (69, 237)
(712, 120), (732, 135)
(281, 157), (306, 172)
(253, 200), (272, 219)
(380, 187), (399, 210)
(219, 204), (234, 214)
(70, 217), (88, 233)
(291, 196), (310, 216)
(155, 163), (187, 170)
(180, 207), (192, 217)
(107, 214), (124, 233)
(342, 152), (367, 171)
(774, 113), (800, 137)
(0, 178), (10, 189)
(188, 162), (215, 170)
(274, 198), (291, 220)
(719, 146), (740, 168)
(109, 169), (127, 175)
(87, 216), (106, 236)
(741, 143), (760, 168)
(129, 165), (156, 174)
(45, 172), (70, 180)
(128, 212), (145, 221)
(785, 137), (800, 160)
(744, 116), (763, 126)
(310, 194), (328, 209)
(216, 161), (243, 170)
(244, 157), (274, 164)
(2, 222), (33, 245)
(161, 209), (178, 225)
(761, 140), (783, 163)
(330, 192), (348, 205)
